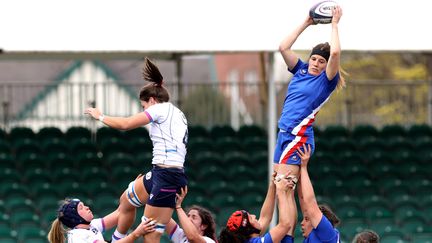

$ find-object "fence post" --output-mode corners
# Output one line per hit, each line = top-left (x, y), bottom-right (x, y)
(2, 101), (9, 131)
(426, 53), (432, 125)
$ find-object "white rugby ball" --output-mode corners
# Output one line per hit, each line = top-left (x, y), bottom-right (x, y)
(309, 1), (338, 24)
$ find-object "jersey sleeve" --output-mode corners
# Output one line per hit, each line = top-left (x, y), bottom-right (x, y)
(90, 218), (105, 232)
(169, 224), (187, 243)
(248, 232), (273, 243)
(314, 215), (339, 242)
(145, 103), (164, 123)
(288, 59), (305, 74)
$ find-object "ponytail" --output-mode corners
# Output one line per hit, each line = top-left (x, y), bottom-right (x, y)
(337, 67), (348, 91)
(47, 218), (66, 243)
(142, 57), (164, 86)
(139, 57), (170, 103)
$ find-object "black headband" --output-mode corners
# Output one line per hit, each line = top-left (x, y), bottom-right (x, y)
(310, 47), (330, 61)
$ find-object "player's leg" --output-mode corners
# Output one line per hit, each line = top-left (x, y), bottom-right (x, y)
(142, 166), (188, 243)
(112, 174), (150, 242)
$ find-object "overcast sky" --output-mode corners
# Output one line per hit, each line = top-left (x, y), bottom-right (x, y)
(1, 0), (431, 52)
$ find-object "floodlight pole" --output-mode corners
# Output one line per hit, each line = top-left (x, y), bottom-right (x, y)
(267, 52), (277, 228)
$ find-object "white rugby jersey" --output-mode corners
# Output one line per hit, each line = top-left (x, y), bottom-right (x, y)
(170, 225), (215, 243)
(144, 102), (188, 167)
(67, 218), (105, 243)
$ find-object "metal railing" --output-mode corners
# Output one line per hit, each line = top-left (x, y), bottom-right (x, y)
(0, 80), (430, 131)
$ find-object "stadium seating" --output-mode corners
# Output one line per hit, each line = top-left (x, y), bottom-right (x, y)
(1, 124), (432, 242)
(210, 125), (236, 139)
(351, 124), (379, 140)
(37, 126), (64, 141)
(0, 140), (11, 154)
(96, 127), (124, 144)
(9, 127), (35, 143)
(322, 125), (350, 140)
(41, 138), (69, 155)
(237, 124), (266, 139)
(65, 126), (92, 141)
(380, 232), (406, 243)
(0, 128), (6, 140)
(188, 125), (209, 139)
(380, 124), (407, 138)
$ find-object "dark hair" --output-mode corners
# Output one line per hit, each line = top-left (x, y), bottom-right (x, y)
(187, 205), (217, 241)
(319, 204), (340, 227)
(310, 42), (346, 90)
(139, 57), (169, 103)
(218, 228), (248, 243)
(218, 210), (260, 243)
(310, 42), (330, 61)
(352, 230), (380, 243)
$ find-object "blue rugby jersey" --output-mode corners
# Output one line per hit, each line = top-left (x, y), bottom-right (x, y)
(303, 215), (340, 243)
(278, 59), (339, 145)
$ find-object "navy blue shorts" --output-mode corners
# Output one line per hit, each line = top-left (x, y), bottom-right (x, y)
(143, 166), (188, 208)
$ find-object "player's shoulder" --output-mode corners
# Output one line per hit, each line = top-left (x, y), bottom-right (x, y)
(203, 236), (216, 243)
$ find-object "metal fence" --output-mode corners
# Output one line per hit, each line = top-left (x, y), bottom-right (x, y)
(0, 80), (430, 132)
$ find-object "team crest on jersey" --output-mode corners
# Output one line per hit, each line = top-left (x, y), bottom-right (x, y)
(146, 171), (152, 180)
(291, 155), (299, 161)
(301, 69), (307, 74)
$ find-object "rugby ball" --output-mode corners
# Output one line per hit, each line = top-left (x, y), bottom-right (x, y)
(309, 1), (337, 24)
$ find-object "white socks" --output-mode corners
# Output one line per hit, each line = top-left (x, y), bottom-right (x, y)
(111, 229), (127, 243)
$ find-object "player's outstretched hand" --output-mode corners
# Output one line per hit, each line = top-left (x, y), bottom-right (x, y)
(84, 107), (102, 120)
(332, 5), (342, 24)
(132, 218), (156, 237)
(297, 144), (312, 168)
(175, 186), (188, 209)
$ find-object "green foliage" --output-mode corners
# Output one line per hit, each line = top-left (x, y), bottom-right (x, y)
(327, 52), (431, 126)
(342, 52), (428, 81)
